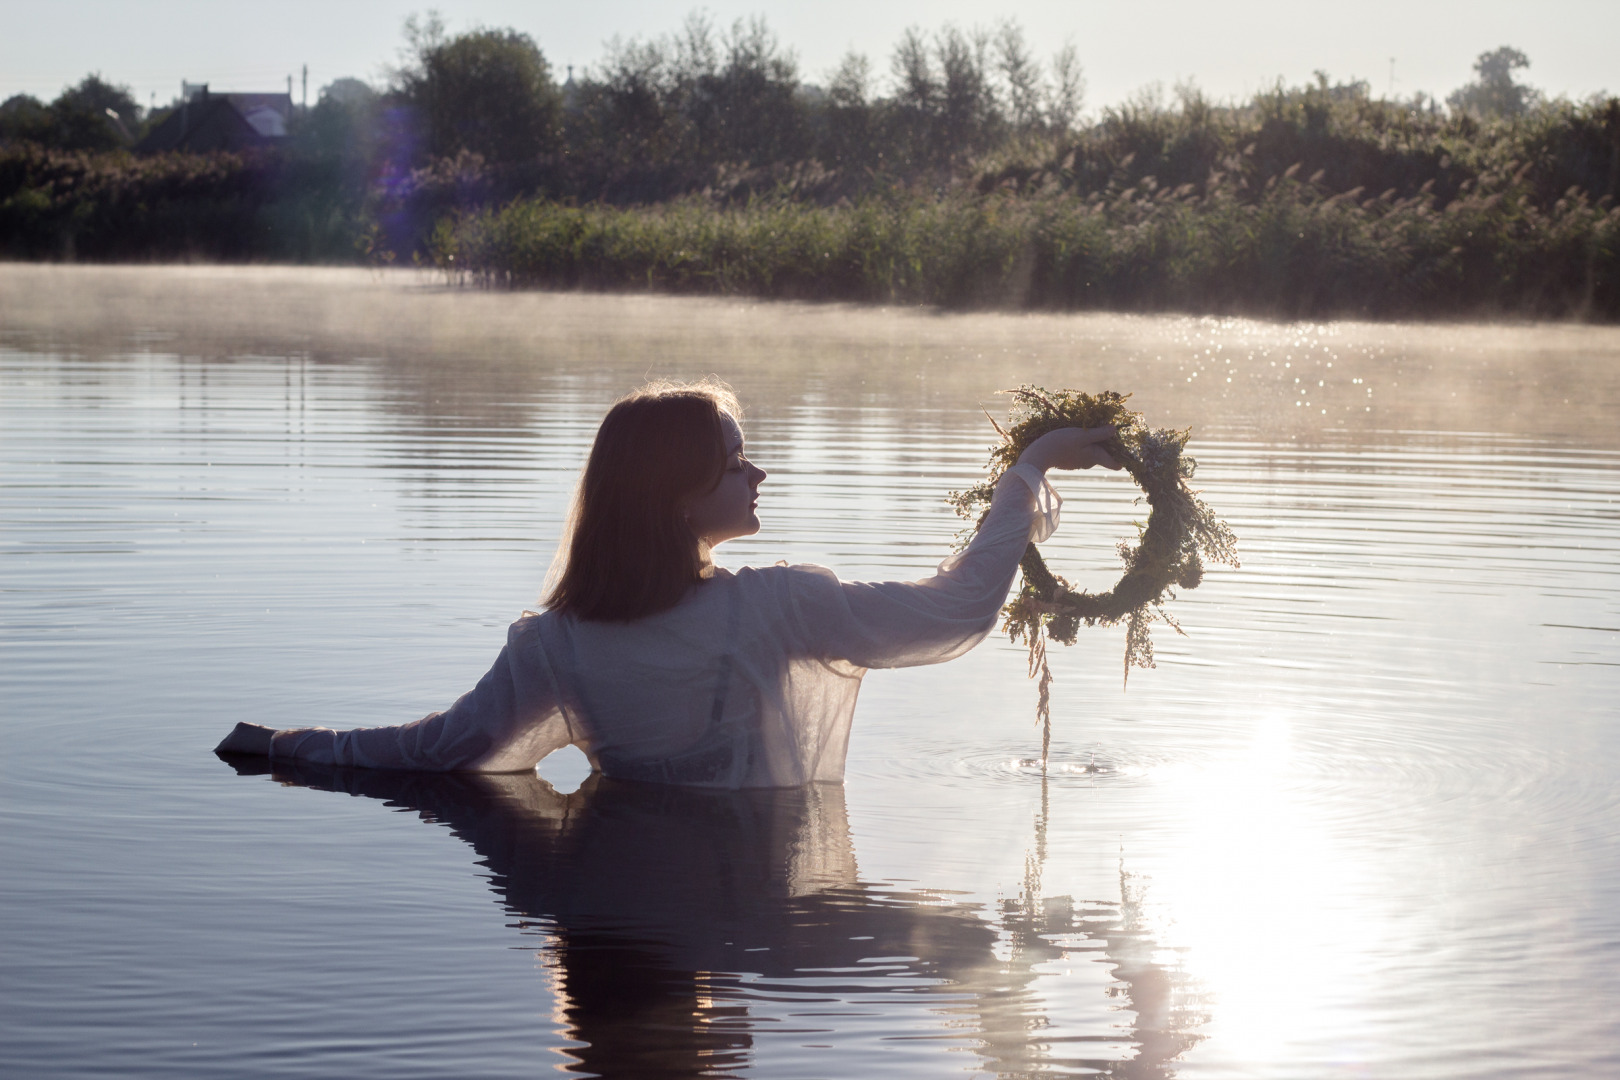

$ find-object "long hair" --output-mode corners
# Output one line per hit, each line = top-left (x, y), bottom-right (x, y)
(544, 381), (741, 622)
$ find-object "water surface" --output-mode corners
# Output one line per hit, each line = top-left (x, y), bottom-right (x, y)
(3, 266), (1618, 1078)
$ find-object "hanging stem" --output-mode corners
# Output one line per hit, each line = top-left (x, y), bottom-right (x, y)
(1027, 626), (1053, 767)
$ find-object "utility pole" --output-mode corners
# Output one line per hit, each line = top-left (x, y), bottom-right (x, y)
(301, 64), (308, 110)
(1388, 57), (1396, 98)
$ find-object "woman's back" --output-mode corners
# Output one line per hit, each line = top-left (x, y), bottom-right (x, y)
(543, 566), (863, 787)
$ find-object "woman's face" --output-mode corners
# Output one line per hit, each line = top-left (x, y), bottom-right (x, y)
(683, 414), (766, 547)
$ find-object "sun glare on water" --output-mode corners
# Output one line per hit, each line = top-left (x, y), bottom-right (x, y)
(1142, 711), (1387, 1068)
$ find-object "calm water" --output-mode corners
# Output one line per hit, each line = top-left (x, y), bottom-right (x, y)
(3, 265), (1618, 1078)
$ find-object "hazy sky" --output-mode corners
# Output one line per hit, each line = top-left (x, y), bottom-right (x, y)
(2, 0), (1614, 115)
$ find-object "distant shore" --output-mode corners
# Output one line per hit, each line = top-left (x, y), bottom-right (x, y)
(6, 29), (1617, 322)
(4, 88), (1617, 323)
(4, 152), (1613, 323)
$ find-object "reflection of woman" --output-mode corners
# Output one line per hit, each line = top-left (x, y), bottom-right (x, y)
(218, 381), (1118, 786)
(255, 763), (1001, 1076)
(251, 762), (1196, 1078)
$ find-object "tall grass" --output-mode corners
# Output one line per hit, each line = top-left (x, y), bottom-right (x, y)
(435, 166), (1619, 319)
(438, 89), (1620, 319)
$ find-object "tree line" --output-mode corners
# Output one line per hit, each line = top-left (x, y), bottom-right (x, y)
(0, 14), (1085, 186)
(1, 18), (1616, 318)
(342, 12), (1091, 206)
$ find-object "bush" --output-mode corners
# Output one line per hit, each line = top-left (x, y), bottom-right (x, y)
(0, 143), (370, 262)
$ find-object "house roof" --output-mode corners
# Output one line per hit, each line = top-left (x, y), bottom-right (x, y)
(137, 89), (293, 153)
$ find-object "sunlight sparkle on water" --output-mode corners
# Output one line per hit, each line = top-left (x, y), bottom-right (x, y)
(1143, 711), (1386, 1067)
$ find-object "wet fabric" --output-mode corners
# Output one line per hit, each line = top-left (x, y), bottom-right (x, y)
(268, 464), (1059, 787)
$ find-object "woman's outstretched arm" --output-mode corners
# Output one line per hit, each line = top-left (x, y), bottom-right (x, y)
(790, 426), (1119, 669)
(215, 618), (572, 772)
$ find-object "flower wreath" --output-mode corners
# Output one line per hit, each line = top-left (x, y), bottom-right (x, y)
(949, 387), (1240, 760)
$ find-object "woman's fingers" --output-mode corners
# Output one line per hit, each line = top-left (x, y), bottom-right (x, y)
(1071, 445), (1122, 470)
(1089, 445), (1124, 470)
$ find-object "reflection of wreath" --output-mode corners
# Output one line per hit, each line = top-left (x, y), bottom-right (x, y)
(950, 388), (1240, 759)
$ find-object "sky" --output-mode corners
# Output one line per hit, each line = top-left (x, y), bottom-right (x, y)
(2, 0), (1615, 116)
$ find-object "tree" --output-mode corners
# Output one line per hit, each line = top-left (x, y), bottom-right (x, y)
(1047, 43), (1084, 134)
(935, 25), (997, 161)
(320, 77), (377, 109)
(0, 94), (52, 145)
(887, 25), (1001, 168)
(585, 35), (678, 164)
(1448, 46), (1537, 119)
(996, 21), (1044, 134)
(890, 25), (938, 140)
(821, 50), (875, 167)
(569, 13), (806, 172)
(693, 17), (805, 165)
(395, 17), (563, 165)
(47, 74), (141, 150)
(295, 78), (382, 166)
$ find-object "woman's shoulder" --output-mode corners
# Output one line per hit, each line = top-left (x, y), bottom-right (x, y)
(509, 607), (559, 638)
(502, 565), (848, 636)
(724, 563), (851, 632)
(729, 561), (842, 592)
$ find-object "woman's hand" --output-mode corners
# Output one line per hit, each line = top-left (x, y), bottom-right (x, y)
(1016, 426), (1123, 473)
(215, 721), (276, 757)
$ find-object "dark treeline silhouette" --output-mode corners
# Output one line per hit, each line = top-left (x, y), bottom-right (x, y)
(383, 13), (1088, 247)
(2, 16), (1617, 318)
(0, 74), (144, 151)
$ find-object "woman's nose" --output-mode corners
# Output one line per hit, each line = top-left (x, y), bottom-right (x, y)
(750, 462), (767, 484)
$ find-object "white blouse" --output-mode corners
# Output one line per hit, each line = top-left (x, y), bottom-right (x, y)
(268, 463), (1060, 788)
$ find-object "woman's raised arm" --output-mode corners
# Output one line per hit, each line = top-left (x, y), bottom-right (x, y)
(789, 427), (1119, 670)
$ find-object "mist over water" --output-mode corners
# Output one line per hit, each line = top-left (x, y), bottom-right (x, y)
(3, 265), (1618, 1078)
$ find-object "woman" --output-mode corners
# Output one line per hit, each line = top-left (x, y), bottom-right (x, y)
(216, 380), (1119, 787)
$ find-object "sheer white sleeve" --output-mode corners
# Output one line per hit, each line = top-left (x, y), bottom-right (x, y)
(267, 618), (570, 772)
(789, 463), (1059, 669)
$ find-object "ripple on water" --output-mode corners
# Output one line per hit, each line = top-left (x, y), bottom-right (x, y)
(853, 741), (1147, 789)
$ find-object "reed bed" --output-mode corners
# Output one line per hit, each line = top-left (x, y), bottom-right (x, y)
(435, 169), (1619, 320)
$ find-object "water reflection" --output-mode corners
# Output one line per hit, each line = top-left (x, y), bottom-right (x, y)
(7, 267), (1620, 1077)
(241, 759), (1203, 1077)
